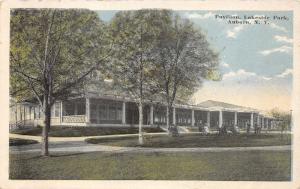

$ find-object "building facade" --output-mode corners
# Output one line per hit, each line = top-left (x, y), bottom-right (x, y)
(9, 92), (277, 131)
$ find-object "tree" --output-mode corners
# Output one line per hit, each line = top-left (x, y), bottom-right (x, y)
(10, 9), (110, 156)
(108, 10), (169, 144)
(268, 108), (291, 138)
(153, 13), (219, 134)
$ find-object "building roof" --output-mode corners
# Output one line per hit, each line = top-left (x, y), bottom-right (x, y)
(197, 100), (258, 112)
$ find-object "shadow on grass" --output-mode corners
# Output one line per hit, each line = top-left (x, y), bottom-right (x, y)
(15, 152), (87, 161)
(86, 133), (291, 148)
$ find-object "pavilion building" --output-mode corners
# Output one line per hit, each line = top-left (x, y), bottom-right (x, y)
(9, 92), (276, 131)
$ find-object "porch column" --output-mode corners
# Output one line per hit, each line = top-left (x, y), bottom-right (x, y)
(219, 110), (223, 128)
(29, 106), (31, 120)
(150, 104), (154, 125)
(85, 98), (90, 124)
(122, 101), (126, 125)
(173, 107), (176, 125)
(270, 120), (273, 129)
(23, 105), (25, 125)
(191, 109), (195, 127)
(207, 111), (210, 128)
(60, 101), (63, 124)
(250, 113), (254, 129)
(234, 111), (238, 125)
(257, 114), (260, 126)
(20, 105), (22, 121)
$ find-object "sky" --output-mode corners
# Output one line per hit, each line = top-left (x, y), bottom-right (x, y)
(97, 10), (293, 112)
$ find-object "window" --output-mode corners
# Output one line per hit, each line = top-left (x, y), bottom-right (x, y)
(108, 104), (116, 120)
(90, 104), (97, 123)
(116, 106), (122, 120)
(34, 106), (39, 119)
(55, 102), (60, 117)
(51, 105), (55, 117)
(99, 104), (106, 120)
(25, 106), (30, 120)
(65, 102), (75, 116)
(76, 102), (86, 115)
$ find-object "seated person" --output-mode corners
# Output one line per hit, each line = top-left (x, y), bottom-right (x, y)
(198, 120), (204, 132)
(232, 124), (240, 134)
(203, 123), (210, 135)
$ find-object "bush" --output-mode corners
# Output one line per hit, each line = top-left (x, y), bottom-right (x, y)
(9, 138), (38, 146)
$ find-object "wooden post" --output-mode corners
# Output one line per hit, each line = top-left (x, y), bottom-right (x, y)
(150, 104), (154, 125)
(234, 111), (238, 125)
(219, 110), (223, 128)
(207, 111), (210, 128)
(85, 98), (90, 124)
(191, 109), (195, 127)
(250, 113), (254, 129)
(122, 101), (126, 125)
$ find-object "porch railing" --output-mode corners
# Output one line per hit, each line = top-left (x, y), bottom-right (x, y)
(62, 115), (85, 123)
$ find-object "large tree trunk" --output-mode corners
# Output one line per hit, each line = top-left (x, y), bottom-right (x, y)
(41, 96), (51, 156)
(167, 105), (178, 137)
(138, 100), (143, 145)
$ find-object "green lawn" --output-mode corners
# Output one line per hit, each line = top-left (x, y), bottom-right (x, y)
(10, 150), (291, 180)
(86, 133), (291, 148)
(9, 138), (38, 146)
(10, 126), (165, 137)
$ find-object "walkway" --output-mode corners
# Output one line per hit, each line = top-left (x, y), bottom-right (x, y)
(10, 140), (291, 154)
(9, 132), (168, 142)
(10, 132), (291, 154)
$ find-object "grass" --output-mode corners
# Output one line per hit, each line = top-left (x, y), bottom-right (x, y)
(9, 138), (38, 146)
(10, 126), (165, 137)
(86, 133), (291, 148)
(9, 150), (291, 180)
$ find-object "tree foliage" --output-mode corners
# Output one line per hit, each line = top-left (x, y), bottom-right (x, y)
(108, 10), (171, 100)
(10, 8), (220, 148)
(10, 9), (109, 104)
(268, 108), (291, 131)
(10, 9), (110, 155)
(153, 11), (219, 129)
(108, 10), (173, 143)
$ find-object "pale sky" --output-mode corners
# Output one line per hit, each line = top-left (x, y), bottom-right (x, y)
(179, 11), (293, 111)
(98, 10), (293, 111)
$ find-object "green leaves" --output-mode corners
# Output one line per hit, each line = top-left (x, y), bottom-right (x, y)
(108, 9), (169, 100)
(10, 9), (109, 103)
(10, 8), (220, 107)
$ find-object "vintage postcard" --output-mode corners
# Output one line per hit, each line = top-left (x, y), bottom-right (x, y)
(0, 0), (300, 189)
